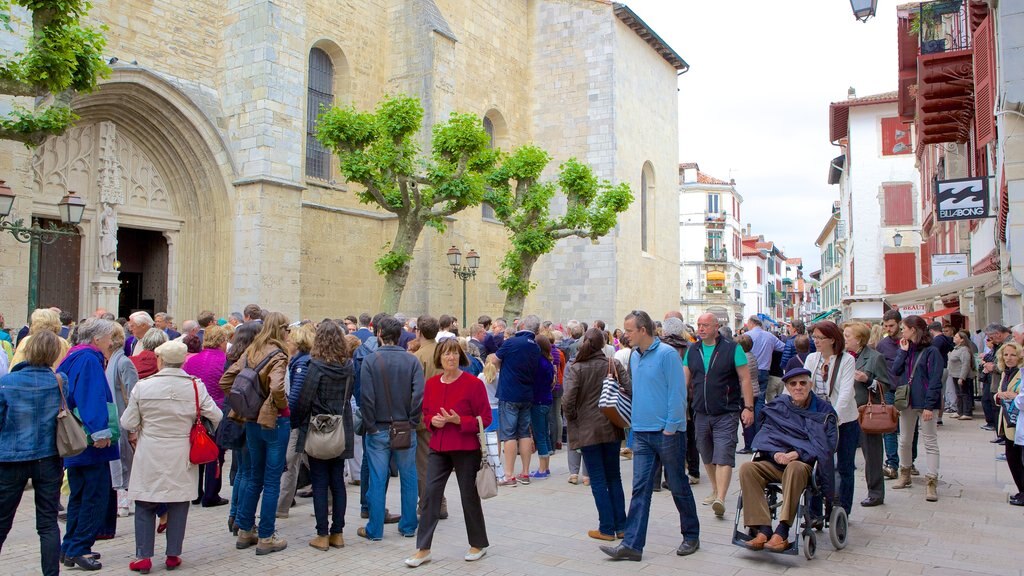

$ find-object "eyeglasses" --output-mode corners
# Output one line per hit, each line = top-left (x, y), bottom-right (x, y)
(811, 335), (829, 341)
(785, 380), (811, 388)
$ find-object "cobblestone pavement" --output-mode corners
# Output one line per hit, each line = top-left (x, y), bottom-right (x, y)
(2, 416), (1019, 575)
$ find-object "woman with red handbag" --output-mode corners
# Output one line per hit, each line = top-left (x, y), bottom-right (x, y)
(120, 340), (222, 573)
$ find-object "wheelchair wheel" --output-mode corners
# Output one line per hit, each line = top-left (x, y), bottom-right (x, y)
(829, 505), (848, 550)
(802, 532), (816, 560)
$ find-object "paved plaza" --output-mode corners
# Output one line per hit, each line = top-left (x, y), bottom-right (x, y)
(1, 417), (1018, 576)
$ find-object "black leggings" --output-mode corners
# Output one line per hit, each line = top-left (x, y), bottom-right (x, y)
(1007, 441), (1024, 495)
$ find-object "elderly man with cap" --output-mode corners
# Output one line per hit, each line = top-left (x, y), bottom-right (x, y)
(737, 367), (838, 553)
(120, 340), (223, 573)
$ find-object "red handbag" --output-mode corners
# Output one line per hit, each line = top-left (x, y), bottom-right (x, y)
(189, 379), (219, 465)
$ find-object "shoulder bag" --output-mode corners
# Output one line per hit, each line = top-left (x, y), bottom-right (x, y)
(55, 373), (88, 458)
(304, 374), (349, 460)
(598, 357), (631, 428)
(475, 415), (498, 499)
(379, 360), (412, 450)
(189, 378), (220, 465)
(858, 382), (898, 434)
(893, 351), (924, 411)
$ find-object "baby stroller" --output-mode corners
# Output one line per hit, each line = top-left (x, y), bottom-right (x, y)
(731, 460), (848, 560)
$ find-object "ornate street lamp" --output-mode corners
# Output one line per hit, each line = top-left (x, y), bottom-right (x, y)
(446, 245), (480, 328)
(850, 0), (878, 22)
(893, 231), (903, 247)
(0, 180), (87, 315)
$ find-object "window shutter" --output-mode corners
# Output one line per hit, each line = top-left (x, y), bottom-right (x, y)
(974, 15), (996, 149)
(920, 239), (932, 285)
(883, 183), (913, 226)
(885, 253), (917, 294)
(881, 117), (912, 155)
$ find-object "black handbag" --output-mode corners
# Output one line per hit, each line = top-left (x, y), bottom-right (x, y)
(215, 415), (246, 450)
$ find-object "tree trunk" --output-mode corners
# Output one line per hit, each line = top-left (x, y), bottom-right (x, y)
(501, 253), (540, 319)
(378, 218), (425, 314)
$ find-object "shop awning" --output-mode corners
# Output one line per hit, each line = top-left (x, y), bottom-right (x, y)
(884, 271), (999, 307)
(707, 271), (726, 281)
(811, 308), (840, 322)
(920, 306), (959, 319)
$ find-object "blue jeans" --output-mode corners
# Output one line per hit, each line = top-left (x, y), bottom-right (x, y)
(580, 442), (626, 536)
(237, 418), (290, 538)
(364, 430), (418, 539)
(309, 456), (346, 536)
(229, 444), (250, 520)
(836, 420), (861, 514)
(622, 431), (700, 552)
(62, 463), (111, 558)
(883, 391), (918, 468)
(0, 456), (62, 576)
(531, 404), (552, 458)
(752, 369), (770, 435)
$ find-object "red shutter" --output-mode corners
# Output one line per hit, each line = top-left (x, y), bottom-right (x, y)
(757, 267), (762, 284)
(920, 238), (932, 285)
(881, 117), (913, 155)
(850, 257), (856, 294)
(974, 15), (996, 149)
(885, 253), (917, 293)
(883, 183), (913, 226)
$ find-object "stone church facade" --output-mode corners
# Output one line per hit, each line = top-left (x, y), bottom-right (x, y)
(0, 0), (684, 326)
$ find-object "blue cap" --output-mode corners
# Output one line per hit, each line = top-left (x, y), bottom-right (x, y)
(782, 367), (812, 382)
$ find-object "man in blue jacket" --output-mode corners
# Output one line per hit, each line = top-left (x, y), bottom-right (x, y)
(738, 367), (838, 552)
(600, 310), (700, 561)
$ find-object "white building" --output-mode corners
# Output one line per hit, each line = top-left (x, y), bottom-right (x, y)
(827, 90), (923, 320)
(679, 163), (745, 329)
(814, 204), (843, 320)
(740, 229), (786, 324)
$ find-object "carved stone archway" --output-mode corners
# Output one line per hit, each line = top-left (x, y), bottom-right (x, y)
(31, 69), (236, 319)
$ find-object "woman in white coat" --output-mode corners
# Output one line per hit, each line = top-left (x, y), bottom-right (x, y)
(120, 340), (222, 573)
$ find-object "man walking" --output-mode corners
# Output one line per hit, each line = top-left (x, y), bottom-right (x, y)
(684, 313), (753, 517)
(744, 316), (784, 433)
(493, 315), (541, 486)
(600, 310), (700, 561)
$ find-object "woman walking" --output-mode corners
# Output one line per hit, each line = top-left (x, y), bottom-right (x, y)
(105, 323), (140, 525)
(948, 330), (977, 420)
(121, 340), (222, 573)
(293, 320), (355, 551)
(219, 311), (290, 555)
(182, 325), (230, 507)
(891, 315), (945, 501)
(0, 331), (66, 576)
(994, 341), (1022, 505)
(563, 328), (631, 541)
(843, 322), (890, 507)
(404, 338), (491, 567)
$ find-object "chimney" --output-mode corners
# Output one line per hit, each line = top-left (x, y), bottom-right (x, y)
(746, 223), (751, 236)
(848, 86), (856, 99)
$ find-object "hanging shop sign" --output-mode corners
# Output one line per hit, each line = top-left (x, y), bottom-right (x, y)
(936, 177), (990, 221)
(931, 253), (969, 284)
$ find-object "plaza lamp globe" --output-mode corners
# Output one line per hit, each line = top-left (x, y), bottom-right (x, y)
(893, 231), (903, 247)
(466, 249), (480, 271)
(446, 245), (462, 268)
(58, 191), (87, 225)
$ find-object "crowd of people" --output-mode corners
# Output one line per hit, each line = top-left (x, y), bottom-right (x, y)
(0, 303), (1022, 572)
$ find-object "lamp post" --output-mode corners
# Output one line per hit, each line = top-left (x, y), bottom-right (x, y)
(446, 245), (480, 328)
(850, 0), (878, 22)
(0, 181), (87, 315)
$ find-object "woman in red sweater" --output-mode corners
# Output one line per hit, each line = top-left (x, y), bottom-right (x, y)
(405, 337), (492, 568)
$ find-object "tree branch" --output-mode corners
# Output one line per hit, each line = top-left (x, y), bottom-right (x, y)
(550, 227), (589, 240)
(0, 77), (38, 98)
(398, 179), (411, 209)
(0, 127), (48, 146)
(364, 181), (399, 214)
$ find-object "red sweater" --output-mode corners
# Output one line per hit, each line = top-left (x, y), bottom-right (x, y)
(423, 371), (492, 452)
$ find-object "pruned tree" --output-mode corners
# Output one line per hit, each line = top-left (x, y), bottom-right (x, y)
(0, 0), (110, 145)
(486, 145), (633, 319)
(316, 95), (498, 313)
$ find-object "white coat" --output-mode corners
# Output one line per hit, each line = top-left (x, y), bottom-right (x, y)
(801, 351), (858, 425)
(120, 367), (222, 503)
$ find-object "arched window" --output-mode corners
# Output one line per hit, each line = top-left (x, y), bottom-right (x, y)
(641, 162), (655, 252)
(481, 110), (507, 220)
(306, 47), (334, 179)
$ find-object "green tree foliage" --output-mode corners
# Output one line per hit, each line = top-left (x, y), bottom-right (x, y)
(316, 95), (498, 312)
(0, 0), (110, 145)
(486, 145), (633, 318)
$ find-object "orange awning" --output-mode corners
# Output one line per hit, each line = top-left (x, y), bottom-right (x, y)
(920, 306), (959, 319)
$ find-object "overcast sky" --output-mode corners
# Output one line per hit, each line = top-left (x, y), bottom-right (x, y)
(624, 0), (899, 269)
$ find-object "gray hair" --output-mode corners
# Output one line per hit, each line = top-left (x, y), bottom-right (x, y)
(521, 314), (542, 334)
(229, 312), (244, 323)
(662, 317), (685, 337)
(985, 323), (1010, 335)
(181, 320), (199, 334)
(140, 327), (169, 351)
(1012, 323), (1024, 335)
(129, 311), (154, 327)
(394, 312), (408, 324)
(76, 318), (116, 345)
(155, 312), (171, 322)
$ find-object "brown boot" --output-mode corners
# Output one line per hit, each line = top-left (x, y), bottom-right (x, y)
(329, 534), (345, 548)
(309, 535), (329, 551)
(925, 475), (938, 501)
(892, 466), (912, 489)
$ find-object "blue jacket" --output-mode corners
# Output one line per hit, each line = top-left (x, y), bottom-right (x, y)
(629, 338), (686, 433)
(0, 363), (64, 461)
(495, 331), (539, 404)
(352, 336), (379, 407)
(58, 346), (120, 467)
(533, 356), (554, 406)
(286, 351), (311, 412)
(753, 393), (839, 499)
(892, 344), (944, 410)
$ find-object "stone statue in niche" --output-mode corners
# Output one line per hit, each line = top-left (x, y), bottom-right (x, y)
(99, 203), (118, 273)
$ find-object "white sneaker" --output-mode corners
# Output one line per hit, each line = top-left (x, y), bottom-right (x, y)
(464, 547), (488, 561)
(404, 552), (432, 567)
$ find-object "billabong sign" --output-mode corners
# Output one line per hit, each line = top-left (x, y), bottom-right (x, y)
(936, 177), (989, 222)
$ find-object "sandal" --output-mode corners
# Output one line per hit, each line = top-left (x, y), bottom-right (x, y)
(568, 474), (579, 485)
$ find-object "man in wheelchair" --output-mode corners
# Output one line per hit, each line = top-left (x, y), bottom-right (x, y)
(737, 367), (839, 552)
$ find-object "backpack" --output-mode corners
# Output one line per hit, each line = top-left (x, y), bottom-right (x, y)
(228, 350), (283, 420)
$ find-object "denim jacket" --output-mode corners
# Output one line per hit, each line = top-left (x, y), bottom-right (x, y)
(0, 363), (64, 461)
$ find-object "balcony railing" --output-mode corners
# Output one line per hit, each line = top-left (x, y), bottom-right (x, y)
(705, 247), (728, 262)
(916, 0), (970, 55)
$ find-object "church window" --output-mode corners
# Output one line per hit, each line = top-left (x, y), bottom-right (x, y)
(306, 47), (334, 180)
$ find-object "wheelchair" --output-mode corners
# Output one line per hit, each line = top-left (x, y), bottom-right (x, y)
(731, 462), (848, 560)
